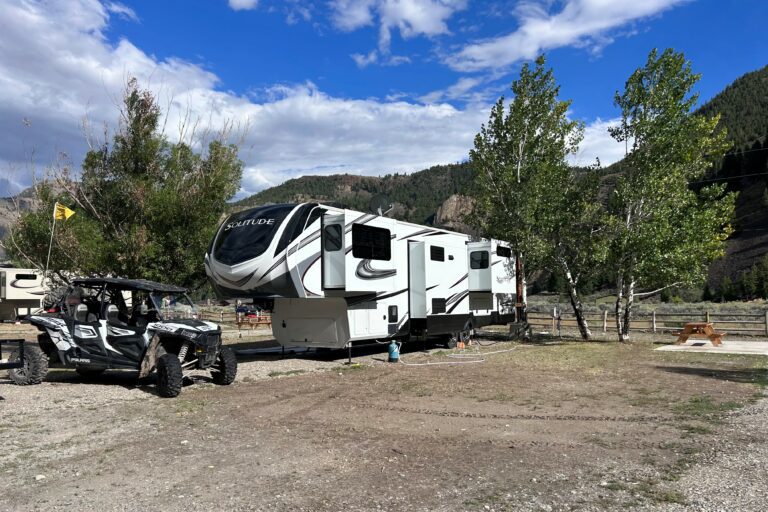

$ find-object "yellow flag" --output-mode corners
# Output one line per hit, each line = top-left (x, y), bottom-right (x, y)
(53, 202), (75, 221)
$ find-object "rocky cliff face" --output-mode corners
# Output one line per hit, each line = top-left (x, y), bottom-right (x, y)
(434, 194), (476, 234)
(0, 188), (39, 260)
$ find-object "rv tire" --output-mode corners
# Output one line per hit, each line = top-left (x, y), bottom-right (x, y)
(8, 345), (49, 386)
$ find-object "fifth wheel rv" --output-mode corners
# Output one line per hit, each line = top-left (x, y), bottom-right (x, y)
(205, 203), (518, 349)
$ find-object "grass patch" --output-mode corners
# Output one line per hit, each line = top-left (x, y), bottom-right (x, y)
(335, 363), (366, 373)
(268, 369), (305, 378)
(678, 423), (712, 436)
(675, 396), (742, 418)
(174, 399), (208, 416)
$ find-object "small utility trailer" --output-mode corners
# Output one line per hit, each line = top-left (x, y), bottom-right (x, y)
(0, 339), (25, 372)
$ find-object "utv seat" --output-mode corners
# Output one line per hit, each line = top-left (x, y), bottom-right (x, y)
(74, 304), (97, 323)
(104, 304), (129, 328)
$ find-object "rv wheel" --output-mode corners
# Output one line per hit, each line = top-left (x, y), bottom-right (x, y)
(8, 345), (49, 386)
(156, 353), (183, 398)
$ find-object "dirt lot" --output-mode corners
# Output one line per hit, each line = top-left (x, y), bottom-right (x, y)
(1, 327), (767, 511)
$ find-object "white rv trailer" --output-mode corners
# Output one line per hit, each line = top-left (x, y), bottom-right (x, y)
(0, 268), (45, 321)
(205, 203), (517, 349)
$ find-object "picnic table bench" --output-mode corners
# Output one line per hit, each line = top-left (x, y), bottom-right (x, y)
(673, 322), (725, 347)
(236, 314), (272, 331)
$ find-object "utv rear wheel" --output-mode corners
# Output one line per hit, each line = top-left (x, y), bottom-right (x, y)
(9, 345), (49, 386)
(211, 346), (237, 385)
(156, 353), (183, 398)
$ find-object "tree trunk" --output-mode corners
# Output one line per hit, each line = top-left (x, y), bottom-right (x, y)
(563, 266), (591, 340)
(614, 273), (624, 342)
(620, 278), (636, 342)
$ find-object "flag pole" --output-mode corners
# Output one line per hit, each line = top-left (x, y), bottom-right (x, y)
(44, 204), (57, 280)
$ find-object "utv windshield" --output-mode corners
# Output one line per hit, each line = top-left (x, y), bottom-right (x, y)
(213, 204), (296, 265)
(150, 292), (198, 321)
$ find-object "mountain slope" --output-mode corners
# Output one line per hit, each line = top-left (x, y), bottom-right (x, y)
(235, 162), (474, 226)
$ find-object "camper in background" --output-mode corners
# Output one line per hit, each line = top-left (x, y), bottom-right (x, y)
(0, 268), (45, 322)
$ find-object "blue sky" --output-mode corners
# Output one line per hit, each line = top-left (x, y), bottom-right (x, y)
(1, 0), (766, 197)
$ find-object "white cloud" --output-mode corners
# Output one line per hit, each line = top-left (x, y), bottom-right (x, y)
(569, 117), (626, 167)
(105, 1), (138, 22)
(351, 50), (379, 68)
(420, 76), (483, 104)
(446, 0), (688, 72)
(228, 0), (259, 11)
(0, 0), (488, 198)
(330, 0), (466, 52)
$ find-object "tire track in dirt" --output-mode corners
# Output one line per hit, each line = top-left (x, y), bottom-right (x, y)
(352, 403), (665, 423)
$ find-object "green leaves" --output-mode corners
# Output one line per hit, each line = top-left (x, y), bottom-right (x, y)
(6, 79), (243, 289)
(610, 48), (735, 296)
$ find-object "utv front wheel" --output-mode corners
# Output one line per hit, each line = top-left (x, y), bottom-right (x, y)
(156, 353), (183, 398)
(9, 345), (49, 386)
(211, 346), (237, 385)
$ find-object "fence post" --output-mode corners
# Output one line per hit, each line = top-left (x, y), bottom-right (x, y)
(652, 310), (656, 333)
(765, 311), (768, 336)
(220, 311), (224, 323)
(552, 308), (556, 332)
(706, 310), (710, 323)
(603, 310), (608, 333)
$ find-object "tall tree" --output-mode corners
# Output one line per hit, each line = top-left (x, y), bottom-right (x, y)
(469, 55), (602, 339)
(5, 79), (243, 288)
(609, 48), (735, 341)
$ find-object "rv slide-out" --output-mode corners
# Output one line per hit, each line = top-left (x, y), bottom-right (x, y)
(206, 203), (517, 348)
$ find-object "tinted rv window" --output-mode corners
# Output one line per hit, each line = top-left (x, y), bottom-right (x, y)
(432, 298), (446, 314)
(14, 273), (37, 280)
(324, 225), (343, 252)
(352, 224), (391, 261)
(496, 246), (512, 258)
(213, 204), (295, 265)
(470, 250), (489, 269)
(430, 246), (445, 262)
(274, 203), (316, 256)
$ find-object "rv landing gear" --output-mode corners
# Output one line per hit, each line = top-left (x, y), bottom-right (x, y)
(446, 323), (472, 349)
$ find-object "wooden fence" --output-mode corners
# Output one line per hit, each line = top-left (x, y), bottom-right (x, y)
(198, 310), (272, 330)
(528, 310), (768, 336)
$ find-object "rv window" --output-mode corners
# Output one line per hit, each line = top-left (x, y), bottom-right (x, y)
(352, 224), (391, 261)
(324, 225), (343, 252)
(274, 203), (317, 256)
(470, 250), (489, 269)
(213, 204), (295, 265)
(496, 246), (512, 258)
(432, 298), (446, 314)
(430, 246), (445, 262)
(388, 305), (398, 323)
(14, 273), (37, 280)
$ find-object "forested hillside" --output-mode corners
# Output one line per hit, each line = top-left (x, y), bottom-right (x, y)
(235, 162), (474, 226)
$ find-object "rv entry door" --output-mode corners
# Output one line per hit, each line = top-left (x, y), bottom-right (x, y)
(322, 213), (345, 289)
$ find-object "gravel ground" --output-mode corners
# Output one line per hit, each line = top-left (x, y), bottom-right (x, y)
(2, 330), (767, 511)
(653, 390), (768, 512)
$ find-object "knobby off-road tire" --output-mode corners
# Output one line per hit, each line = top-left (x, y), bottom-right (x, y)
(8, 345), (49, 386)
(156, 353), (183, 398)
(211, 346), (237, 385)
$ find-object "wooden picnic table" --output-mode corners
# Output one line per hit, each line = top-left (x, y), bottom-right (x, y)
(236, 314), (272, 331)
(674, 322), (725, 347)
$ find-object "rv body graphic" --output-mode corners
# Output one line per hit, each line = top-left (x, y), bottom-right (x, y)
(205, 203), (517, 348)
(0, 268), (45, 321)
